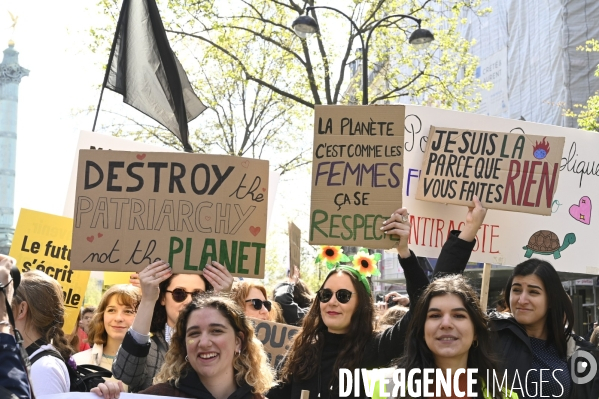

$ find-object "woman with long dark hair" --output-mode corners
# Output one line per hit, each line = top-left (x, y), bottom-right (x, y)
(268, 204), (485, 399)
(112, 259), (233, 392)
(384, 275), (511, 398)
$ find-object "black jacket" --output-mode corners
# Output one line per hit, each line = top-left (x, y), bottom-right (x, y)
(273, 282), (310, 326)
(0, 333), (31, 399)
(489, 311), (599, 399)
(140, 365), (262, 398)
(268, 233), (475, 399)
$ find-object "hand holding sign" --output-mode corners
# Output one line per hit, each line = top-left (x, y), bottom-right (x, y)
(458, 196), (488, 242)
(380, 209), (411, 258)
(138, 260), (172, 303)
(203, 261), (234, 292)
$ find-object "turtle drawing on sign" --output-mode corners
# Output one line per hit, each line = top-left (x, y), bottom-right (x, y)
(522, 230), (576, 259)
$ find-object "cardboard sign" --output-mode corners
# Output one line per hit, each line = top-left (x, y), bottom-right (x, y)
(416, 126), (565, 215)
(9, 209), (90, 333)
(63, 131), (281, 235)
(289, 222), (301, 271)
(395, 104), (599, 274)
(71, 150), (269, 278)
(310, 105), (405, 249)
(250, 318), (300, 368)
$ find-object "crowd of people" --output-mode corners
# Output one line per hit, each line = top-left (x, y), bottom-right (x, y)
(1, 197), (599, 399)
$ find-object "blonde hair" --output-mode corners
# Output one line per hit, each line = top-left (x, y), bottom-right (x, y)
(12, 270), (73, 361)
(154, 293), (275, 395)
(87, 284), (141, 345)
(231, 281), (273, 321)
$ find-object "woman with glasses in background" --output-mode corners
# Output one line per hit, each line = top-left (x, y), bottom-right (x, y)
(268, 204), (484, 399)
(231, 281), (276, 322)
(112, 259), (234, 392)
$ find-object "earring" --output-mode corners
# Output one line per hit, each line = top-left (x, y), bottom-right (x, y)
(472, 340), (478, 348)
(185, 355), (189, 362)
(235, 349), (241, 356)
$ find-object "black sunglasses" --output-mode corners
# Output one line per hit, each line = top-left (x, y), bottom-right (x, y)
(318, 288), (354, 304)
(245, 298), (272, 312)
(166, 288), (204, 303)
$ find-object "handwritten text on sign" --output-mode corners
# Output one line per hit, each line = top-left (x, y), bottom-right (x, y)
(310, 105), (405, 248)
(250, 318), (300, 369)
(71, 150), (269, 278)
(416, 127), (565, 215)
(9, 209), (90, 333)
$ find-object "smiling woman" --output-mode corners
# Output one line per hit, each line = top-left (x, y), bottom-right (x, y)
(141, 294), (274, 399)
(73, 284), (141, 391)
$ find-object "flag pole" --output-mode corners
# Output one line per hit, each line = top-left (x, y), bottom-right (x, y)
(92, 0), (130, 132)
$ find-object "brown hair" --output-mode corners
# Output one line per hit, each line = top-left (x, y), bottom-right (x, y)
(87, 284), (141, 345)
(231, 281), (273, 321)
(279, 268), (374, 384)
(377, 305), (408, 330)
(81, 306), (96, 318)
(154, 293), (275, 394)
(12, 270), (73, 361)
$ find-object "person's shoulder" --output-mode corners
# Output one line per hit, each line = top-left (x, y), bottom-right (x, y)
(72, 347), (93, 363)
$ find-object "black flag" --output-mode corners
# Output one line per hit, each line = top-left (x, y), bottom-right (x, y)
(102, 0), (206, 151)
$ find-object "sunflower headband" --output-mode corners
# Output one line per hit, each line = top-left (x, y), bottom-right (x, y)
(315, 246), (382, 295)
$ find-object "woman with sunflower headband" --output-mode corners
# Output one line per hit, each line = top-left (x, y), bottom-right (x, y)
(267, 201), (487, 399)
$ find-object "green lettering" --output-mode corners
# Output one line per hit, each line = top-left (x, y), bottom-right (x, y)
(341, 215), (353, 240)
(219, 240), (237, 273)
(169, 236), (184, 267)
(184, 237), (199, 270)
(310, 210), (329, 240)
(252, 242), (266, 275)
(329, 214), (341, 239)
(237, 241), (251, 274)
(199, 239), (217, 268)
(352, 214), (365, 240)
(364, 215), (375, 240)
(373, 215), (384, 240)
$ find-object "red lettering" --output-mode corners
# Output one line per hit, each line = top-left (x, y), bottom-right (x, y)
(537, 163), (559, 208)
(503, 160), (521, 205)
(435, 219), (445, 247)
(490, 225), (500, 254)
(421, 217), (430, 247)
(447, 220), (456, 238)
(516, 161), (530, 206)
(523, 161), (541, 207)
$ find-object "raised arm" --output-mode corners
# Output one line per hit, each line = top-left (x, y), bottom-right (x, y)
(434, 196), (487, 277)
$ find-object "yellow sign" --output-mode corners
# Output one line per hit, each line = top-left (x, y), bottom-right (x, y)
(10, 209), (90, 333)
(103, 272), (132, 287)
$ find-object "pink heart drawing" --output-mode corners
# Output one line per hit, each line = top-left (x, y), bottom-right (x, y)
(569, 196), (592, 225)
(97, 233), (103, 238)
(87, 236), (95, 243)
(249, 226), (261, 236)
(241, 161), (250, 168)
(137, 153), (147, 160)
(262, 187), (266, 192)
(205, 216), (212, 221)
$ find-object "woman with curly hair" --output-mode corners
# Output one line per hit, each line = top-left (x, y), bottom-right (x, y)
(268, 201), (486, 399)
(112, 260), (233, 392)
(74, 284), (142, 390)
(140, 293), (275, 398)
(12, 270), (75, 396)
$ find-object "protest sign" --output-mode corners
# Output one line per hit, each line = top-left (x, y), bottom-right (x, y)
(310, 105), (405, 249)
(9, 209), (90, 332)
(289, 222), (301, 271)
(399, 105), (599, 274)
(71, 150), (269, 278)
(63, 131), (280, 234)
(416, 126), (564, 215)
(250, 318), (300, 368)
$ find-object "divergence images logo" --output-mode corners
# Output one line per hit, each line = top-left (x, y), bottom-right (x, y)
(571, 350), (597, 385)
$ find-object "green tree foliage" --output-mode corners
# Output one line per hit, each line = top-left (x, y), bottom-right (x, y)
(565, 39), (599, 132)
(90, 0), (490, 157)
